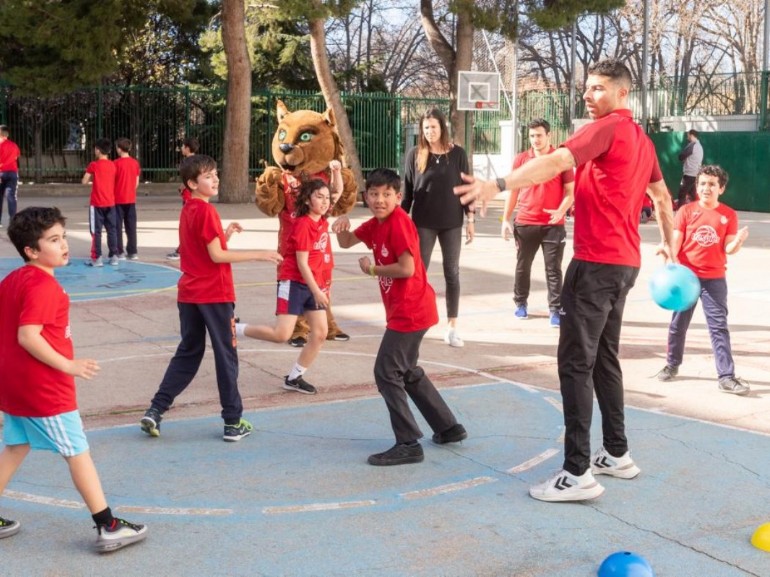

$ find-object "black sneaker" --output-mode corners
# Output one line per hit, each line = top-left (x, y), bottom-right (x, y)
(283, 375), (317, 395)
(223, 418), (253, 442)
(288, 336), (307, 348)
(718, 376), (750, 396)
(432, 423), (468, 445)
(656, 365), (678, 382)
(0, 516), (20, 539)
(328, 332), (350, 342)
(368, 442), (424, 466)
(140, 407), (162, 437)
(94, 517), (148, 553)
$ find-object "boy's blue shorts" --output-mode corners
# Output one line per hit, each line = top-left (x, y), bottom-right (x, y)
(2, 410), (90, 457)
(275, 280), (327, 315)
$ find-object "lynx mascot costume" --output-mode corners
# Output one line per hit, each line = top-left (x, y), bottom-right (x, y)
(255, 100), (358, 346)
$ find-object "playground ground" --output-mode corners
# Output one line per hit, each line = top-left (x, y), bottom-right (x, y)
(1, 192), (769, 576)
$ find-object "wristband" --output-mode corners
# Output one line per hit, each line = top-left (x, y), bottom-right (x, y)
(496, 177), (507, 192)
(369, 264), (376, 277)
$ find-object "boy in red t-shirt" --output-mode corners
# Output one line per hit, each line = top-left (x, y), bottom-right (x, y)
(113, 138), (141, 260)
(0, 124), (21, 226)
(236, 178), (333, 394)
(140, 155), (282, 442)
(82, 138), (118, 267)
(0, 207), (147, 551)
(334, 168), (466, 466)
(656, 165), (750, 395)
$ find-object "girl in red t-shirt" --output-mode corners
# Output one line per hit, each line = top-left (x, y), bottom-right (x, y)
(237, 178), (332, 395)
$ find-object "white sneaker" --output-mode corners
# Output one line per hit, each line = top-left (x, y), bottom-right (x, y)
(444, 328), (464, 348)
(591, 446), (641, 479)
(529, 469), (605, 502)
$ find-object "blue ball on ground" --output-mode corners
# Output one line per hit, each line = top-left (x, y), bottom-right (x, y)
(598, 551), (655, 577)
(649, 263), (700, 312)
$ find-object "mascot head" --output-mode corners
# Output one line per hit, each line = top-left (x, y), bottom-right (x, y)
(271, 100), (345, 176)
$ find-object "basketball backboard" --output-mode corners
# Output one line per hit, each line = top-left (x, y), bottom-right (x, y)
(457, 71), (500, 111)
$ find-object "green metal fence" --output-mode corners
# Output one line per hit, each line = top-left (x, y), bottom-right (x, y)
(0, 71), (766, 183)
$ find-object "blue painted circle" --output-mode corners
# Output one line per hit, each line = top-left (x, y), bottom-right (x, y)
(0, 257), (180, 302)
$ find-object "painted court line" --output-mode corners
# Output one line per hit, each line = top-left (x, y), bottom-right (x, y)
(116, 506), (232, 516)
(4, 490), (85, 509)
(263, 500), (377, 515)
(506, 448), (560, 474)
(400, 476), (497, 500)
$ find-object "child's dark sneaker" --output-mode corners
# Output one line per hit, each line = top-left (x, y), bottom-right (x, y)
(94, 517), (148, 553)
(368, 442), (424, 466)
(432, 423), (467, 445)
(0, 516), (20, 539)
(223, 418), (253, 442)
(283, 375), (317, 395)
(140, 407), (162, 437)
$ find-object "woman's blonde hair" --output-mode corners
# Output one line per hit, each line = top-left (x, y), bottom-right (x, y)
(416, 108), (450, 173)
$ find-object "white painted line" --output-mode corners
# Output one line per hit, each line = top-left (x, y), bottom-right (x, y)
(544, 397), (563, 413)
(507, 448), (560, 474)
(263, 500), (377, 515)
(115, 506), (232, 516)
(4, 490), (85, 509)
(400, 476), (497, 500)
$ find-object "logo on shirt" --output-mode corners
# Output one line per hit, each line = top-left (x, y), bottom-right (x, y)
(379, 268), (393, 294)
(692, 225), (720, 247)
(314, 232), (329, 253)
(720, 215), (728, 225)
(380, 244), (389, 259)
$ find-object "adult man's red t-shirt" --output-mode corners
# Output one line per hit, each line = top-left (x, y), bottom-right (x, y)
(86, 159), (117, 207)
(0, 266), (77, 417)
(675, 202), (738, 279)
(177, 198), (235, 303)
(354, 206), (438, 332)
(278, 215), (333, 289)
(512, 146), (574, 225)
(0, 139), (20, 173)
(562, 109), (663, 267)
(114, 156), (141, 204)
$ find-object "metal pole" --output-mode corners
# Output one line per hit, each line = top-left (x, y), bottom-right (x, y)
(641, 0), (650, 132)
(569, 19), (577, 131)
(511, 37), (518, 154)
(765, 0), (770, 72)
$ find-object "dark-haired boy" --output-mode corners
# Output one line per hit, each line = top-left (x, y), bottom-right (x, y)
(656, 165), (750, 395)
(0, 206), (147, 551)
(140, 155), (282, 442)
(82, 138), (118, 266)
(333, 168), (466, 466)
(114, 138), (141, 260)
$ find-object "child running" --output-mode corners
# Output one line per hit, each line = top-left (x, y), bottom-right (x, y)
(0, 207), (147, 552)
(236, 178), (333, 395)
(140, 155), (282, 441)
(333, 168), (467, 466)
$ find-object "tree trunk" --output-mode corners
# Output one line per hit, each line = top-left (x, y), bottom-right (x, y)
(308, 7), (365, 193)
(220, 0), (252, 203)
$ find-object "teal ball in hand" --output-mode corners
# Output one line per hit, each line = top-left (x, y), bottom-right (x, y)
(649, 264), (700, 312)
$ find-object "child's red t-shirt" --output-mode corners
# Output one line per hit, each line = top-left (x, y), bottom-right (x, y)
(114, 156), (141, 204)
(354, 206), (438, 332)
(278, 215), (333, 290)
(676, 202), (738, 279)
(86, 158), (116, 207)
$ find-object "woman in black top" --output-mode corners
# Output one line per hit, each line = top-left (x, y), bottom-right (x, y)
(403, 108), (475, 347)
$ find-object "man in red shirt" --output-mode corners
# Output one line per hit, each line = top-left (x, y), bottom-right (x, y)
(501, 118), (574, 327)
(455, 59), (676, 502)
(334, 168), (466, 466)
(0, 125), (21, 227)
(113, 138), (141, 260)
(82, 138), (118, 267)
(656, 165), (750, 395)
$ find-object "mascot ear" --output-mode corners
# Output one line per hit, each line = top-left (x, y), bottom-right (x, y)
(323, 106), (336, 129)
(277, 100), (290, 123)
